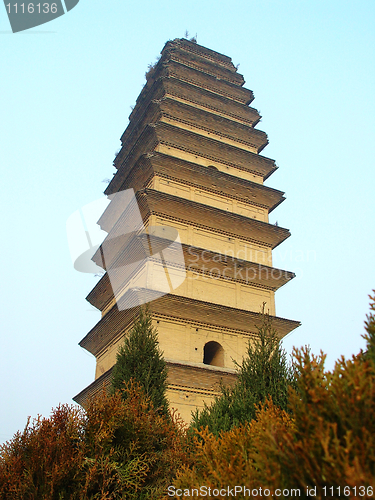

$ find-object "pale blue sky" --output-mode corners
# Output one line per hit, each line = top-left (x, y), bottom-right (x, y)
(1, 0), (374, 443)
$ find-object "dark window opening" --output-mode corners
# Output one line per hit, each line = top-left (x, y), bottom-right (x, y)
(203, 341), (224, 367)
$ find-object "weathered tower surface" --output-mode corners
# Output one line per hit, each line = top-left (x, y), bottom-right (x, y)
(74, 39), (300, 422)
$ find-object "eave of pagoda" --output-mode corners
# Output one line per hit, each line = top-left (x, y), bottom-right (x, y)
(73, 360), (237, 408)
(160, 45), (245, 86)
(165, 60), (251, 102)
(73, 368), (113, 407)
(162, 39), (236, 72)
(118, 98), (268, 164)
(97, 188), (290, 249)
(86, 240), (295, 313)
(106, 152), (285, 213)
(141, 60), (254, 107)
(127, 77), (261, 131)
(109, 123), (277, 191)
(80, 292), (301, 358)
(154, 122), (276, 179)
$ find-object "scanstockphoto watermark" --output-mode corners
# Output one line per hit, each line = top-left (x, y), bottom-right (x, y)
(66, 189), (312, 310)
(187, 246), (316, 282)
(188, 245), (317, 268)
(66, 190), (186, 311)
(167, 485), (374, 498)
(167, 485), (303, 497)
(3, 0), (79, 33)
(187, 261), (293, 284)
(186, 246), (294, 284)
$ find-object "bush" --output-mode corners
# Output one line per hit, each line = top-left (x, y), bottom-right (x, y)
(173, 293), (375, 498)
(173, 400), (293, 497)
(111, 307), (169, 416)
(83, 382), (190, 499)
(0, 405), (85, 499)
(0, 384), (189, 500)
(363, 291), (375, 366)
(190, 310), (296, 436)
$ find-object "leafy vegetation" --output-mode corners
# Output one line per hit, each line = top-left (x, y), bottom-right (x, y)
(0, 385), (188, 499)
(111, 307), (169, 416)
(1, 293), (375, 498)
(174, 292), (375, 498)
(190, 309), (296, 436)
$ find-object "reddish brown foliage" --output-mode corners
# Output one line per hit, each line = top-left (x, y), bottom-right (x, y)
(0, 404), (85, 499)
(0, 382), (190, 499)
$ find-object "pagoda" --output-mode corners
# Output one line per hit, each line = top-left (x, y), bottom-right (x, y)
(73, 38), (300, 422)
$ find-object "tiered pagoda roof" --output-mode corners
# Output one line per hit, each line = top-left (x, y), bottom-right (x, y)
(74, 38), (300, 413)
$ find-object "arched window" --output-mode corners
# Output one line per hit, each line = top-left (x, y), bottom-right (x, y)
(203, 341), (224, 367)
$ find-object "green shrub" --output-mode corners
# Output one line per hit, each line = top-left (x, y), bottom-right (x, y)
(174, 292), (375, 498)
(111, 307), (169, 416)
(191, 310), (296, 436)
